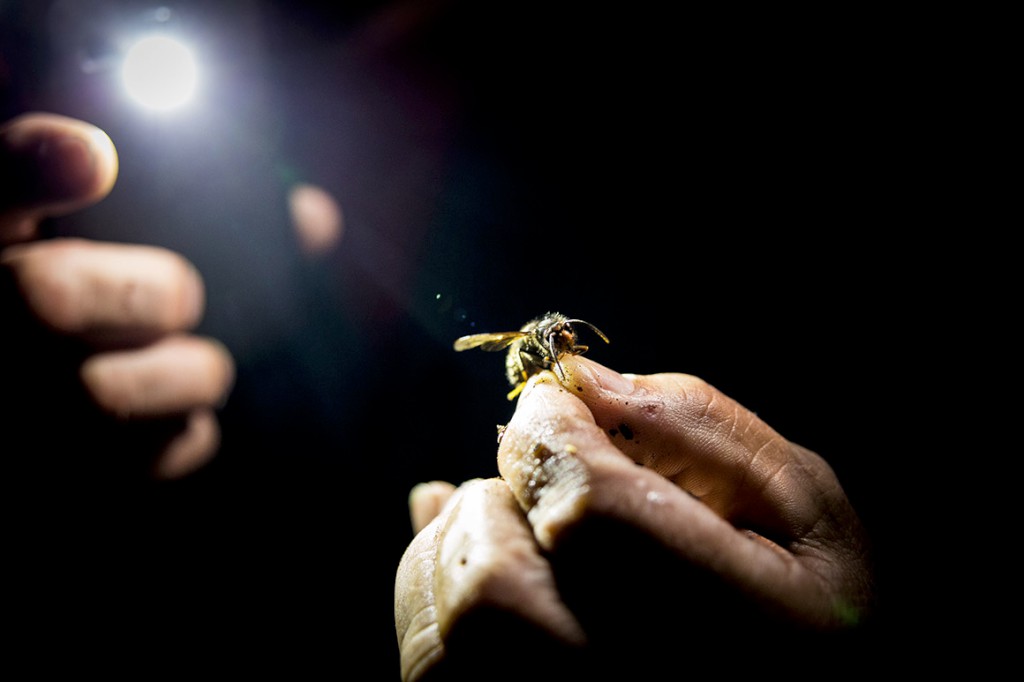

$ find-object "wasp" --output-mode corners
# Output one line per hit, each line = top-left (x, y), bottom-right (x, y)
(454, 311), (610, 400)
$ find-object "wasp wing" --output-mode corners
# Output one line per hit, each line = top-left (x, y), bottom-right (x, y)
(453, 331), (528, 352)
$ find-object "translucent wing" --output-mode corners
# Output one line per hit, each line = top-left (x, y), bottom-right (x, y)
(453, 331), (528, 352)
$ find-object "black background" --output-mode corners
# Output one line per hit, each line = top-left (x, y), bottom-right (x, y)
(2, 0), (969, 676)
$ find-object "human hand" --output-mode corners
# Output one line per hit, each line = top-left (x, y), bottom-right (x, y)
(0, 112), (235, 479)
(395, 355), (874, 679)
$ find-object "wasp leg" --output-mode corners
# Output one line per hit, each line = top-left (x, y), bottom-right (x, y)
(506, 382), (527, 401)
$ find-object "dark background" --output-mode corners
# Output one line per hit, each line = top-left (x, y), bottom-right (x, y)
(2, 0), (962, 676)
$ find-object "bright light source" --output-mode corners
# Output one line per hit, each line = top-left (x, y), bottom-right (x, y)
(121, 35), (198, 111)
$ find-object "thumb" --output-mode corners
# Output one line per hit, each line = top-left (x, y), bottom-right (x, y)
(0, 113), (119, 244)
(554, 355), (850, 541)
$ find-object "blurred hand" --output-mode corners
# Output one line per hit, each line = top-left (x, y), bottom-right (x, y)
(395, 355), (874, 680)
(0, 112), (235, 479)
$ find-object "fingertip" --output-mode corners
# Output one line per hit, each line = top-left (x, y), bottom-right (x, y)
(150, 409), (220, 480)
(85, 123), (119, 201)
(288, 183), (343, 257)
(178, 258), (206, 330)
(205, 337), (237, 408)
(50, 117), (119, 206)
(0, 113), (119, 218)
(516, 369), (561, 402)
(409, 480), (457, 534)
(558, 355), (635, 396)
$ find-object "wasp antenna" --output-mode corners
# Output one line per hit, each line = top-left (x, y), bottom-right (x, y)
(567, 319), (610, 345)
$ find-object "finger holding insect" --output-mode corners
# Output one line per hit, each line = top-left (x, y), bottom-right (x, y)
(554, 355), (864, 553)
(498, 372), (720, 551)
(499, 372), (868, 626)
(497, 373), (857, 629)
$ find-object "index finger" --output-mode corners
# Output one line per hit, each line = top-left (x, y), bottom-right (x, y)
(557, 355), (854, 542)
